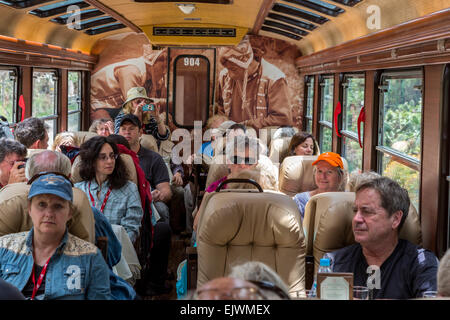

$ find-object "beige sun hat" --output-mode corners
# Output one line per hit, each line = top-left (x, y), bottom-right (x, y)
(122, 87), (153, 108)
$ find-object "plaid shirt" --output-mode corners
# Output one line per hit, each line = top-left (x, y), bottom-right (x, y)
(75, 180), (143, 243)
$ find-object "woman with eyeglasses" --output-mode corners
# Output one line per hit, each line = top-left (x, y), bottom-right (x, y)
(75, 136), (143, 243)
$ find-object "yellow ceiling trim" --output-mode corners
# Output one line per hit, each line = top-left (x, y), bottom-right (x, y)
(141, 23), (248, 46)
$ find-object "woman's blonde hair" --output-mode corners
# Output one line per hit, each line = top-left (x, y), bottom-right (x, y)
(51, 132), (78, 151)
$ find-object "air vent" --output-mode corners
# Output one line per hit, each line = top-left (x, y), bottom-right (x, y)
(51, 9), (105, 25)
(330, 0), (362, 6)
(29, 1), (90, 18)
(272, 3), (329, 24)
(261, 26), (301, 40)
(0, 0), (54, 9)
(153, 27), (236, 37)
(267, 13), (317, 31)
(263, 20), (308, 36)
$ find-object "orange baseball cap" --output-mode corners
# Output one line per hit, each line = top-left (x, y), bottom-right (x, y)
(312, 152), (344, 169)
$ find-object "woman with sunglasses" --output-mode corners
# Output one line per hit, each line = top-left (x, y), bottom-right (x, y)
(75, 136), (143, 244)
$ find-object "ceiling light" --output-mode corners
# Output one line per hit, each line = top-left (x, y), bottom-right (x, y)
(177, 3), (196, 15)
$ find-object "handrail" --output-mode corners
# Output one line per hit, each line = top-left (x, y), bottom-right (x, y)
(216, 178), (263, 192)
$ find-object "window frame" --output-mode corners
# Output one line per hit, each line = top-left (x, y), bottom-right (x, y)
(303, 75), (314, 133)
(318, 74), (334, 152)
(340, 72), (365, 172)
(0, 66), (19, 125)
(67, 70), (83, 132)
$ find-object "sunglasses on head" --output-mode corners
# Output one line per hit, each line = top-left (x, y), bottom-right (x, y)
(27, 171), (74, 186)
(231, 156), (256, 165)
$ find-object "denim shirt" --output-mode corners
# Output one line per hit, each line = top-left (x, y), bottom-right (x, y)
(0, 228), (111, 300)
(75, 179), (144, 243)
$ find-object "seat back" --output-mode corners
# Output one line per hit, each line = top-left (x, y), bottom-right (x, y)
(71, 131), (98, 146)
(71, 153), (138, 186)
(306, 192), (423, 271)
(205, 154), (228, 189)
(268, 136), (292, 165)
(279, 155), (318, 196)
(0, 182), (95, 243)
(196, 189), (306, 296)
(26, 148), (47, 158)
(139, 134), (158, 152)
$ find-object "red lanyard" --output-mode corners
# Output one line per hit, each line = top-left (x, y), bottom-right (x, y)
(31, 257), (51, 300)
(88, 181), (112, 213)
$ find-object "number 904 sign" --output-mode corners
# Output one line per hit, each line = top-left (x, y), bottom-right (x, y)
(184, 57), (201, 67)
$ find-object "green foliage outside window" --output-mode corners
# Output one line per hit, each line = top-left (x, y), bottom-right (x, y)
(0, 70), (16, 123)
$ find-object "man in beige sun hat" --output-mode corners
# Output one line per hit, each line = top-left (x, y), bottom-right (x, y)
(90, 42), (167, 121)
(217, 35), (293, 130)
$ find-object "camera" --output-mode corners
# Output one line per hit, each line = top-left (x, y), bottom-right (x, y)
(142, 104), (155, 112)
(18, 158), (28, 169)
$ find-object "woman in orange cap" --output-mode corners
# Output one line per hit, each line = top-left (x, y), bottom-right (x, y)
(293, 152), (346, 218)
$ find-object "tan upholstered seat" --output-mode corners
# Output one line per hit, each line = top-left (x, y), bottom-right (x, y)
(0, 182), (95, 243)
(269, 136), (292, 165)
(140, 134), (158, 152)
(205, 154), (228, 188)
(71, 131), (98, 145)
(279, 155), (318, 197)
(196, 189), (306, 296)
(70, 153), (138, 186)
(304, 192), (423, 272)
(158, 139), (174, 158)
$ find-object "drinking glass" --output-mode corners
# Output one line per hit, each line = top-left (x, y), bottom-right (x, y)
(422, 291), (437, 298)
(353, 286), (369, 300)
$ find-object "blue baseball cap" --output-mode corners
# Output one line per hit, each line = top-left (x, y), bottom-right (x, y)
(28, 173), (73, 202)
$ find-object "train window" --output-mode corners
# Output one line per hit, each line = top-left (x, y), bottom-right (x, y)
(0, 68), (18, 124)
(32, 69), (58, 147)
(173, 55), (209, 128)
(304, 76), (314, 133)
(377, 70), (422, 210)
(68, 71), (82, 131)
(341, 74), (365, 174)
(319, 75), (334, 152)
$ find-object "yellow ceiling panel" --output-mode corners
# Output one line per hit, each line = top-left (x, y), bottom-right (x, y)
(103, 0), (264, 28)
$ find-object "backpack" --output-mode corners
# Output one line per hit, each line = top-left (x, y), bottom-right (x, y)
(0, 116), (14, 139)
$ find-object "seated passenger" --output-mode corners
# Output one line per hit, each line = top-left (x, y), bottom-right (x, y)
(287, 132), (318, 156)
(14, 117), (49, 150)
(75, 136), (144, 243)
(324, 177), (439, 299)
(0, 173), (110, 299)
(438, 249), (450, 297)
(228, 261), (291, 300)
(198, 114), (229, 157)
(52, 132), (79, 153)
(272, 126), (296, 140)
(347, 171), (381, 192)
(118, 114), (172, 223)
(0, 138), (27, 187)
(114, 87), (169, 144)
(89, 118), (114, 137)
(193, 277), (270, 300)
(293, 152), (346, 218)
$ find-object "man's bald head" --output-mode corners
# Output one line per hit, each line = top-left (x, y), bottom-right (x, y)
(26, 150), (71, 180)
(195, 277), (264, 300)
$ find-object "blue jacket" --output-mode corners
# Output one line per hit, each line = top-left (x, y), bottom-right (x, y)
(92, 206), (136, 300)
(0, 228), (111, 300)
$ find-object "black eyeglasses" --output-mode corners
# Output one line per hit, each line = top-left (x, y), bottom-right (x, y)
(97, 153), (119, 161)
(27, 171), (74, 187)
(231, 156), (256, 165)
(248, 280), (291, 300)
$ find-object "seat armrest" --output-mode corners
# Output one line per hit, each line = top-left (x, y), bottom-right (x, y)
(186, 246), (198, 290)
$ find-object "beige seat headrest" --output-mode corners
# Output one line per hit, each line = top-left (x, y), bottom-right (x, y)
(196, 190), (306, 295)
(158, 139), (174, 158)
(279, 155), (318, 196)
(269, 137), (292, 164)
(139, 134), (158, 152)
(71, 153), (138, 186)
(70, 131), (98, 146)
(0, 182), (95, 244)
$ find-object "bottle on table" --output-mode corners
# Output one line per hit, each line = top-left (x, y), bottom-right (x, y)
(308, 258), (332, 298)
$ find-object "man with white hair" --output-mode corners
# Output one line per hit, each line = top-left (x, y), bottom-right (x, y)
(217, 36), (293, 130)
